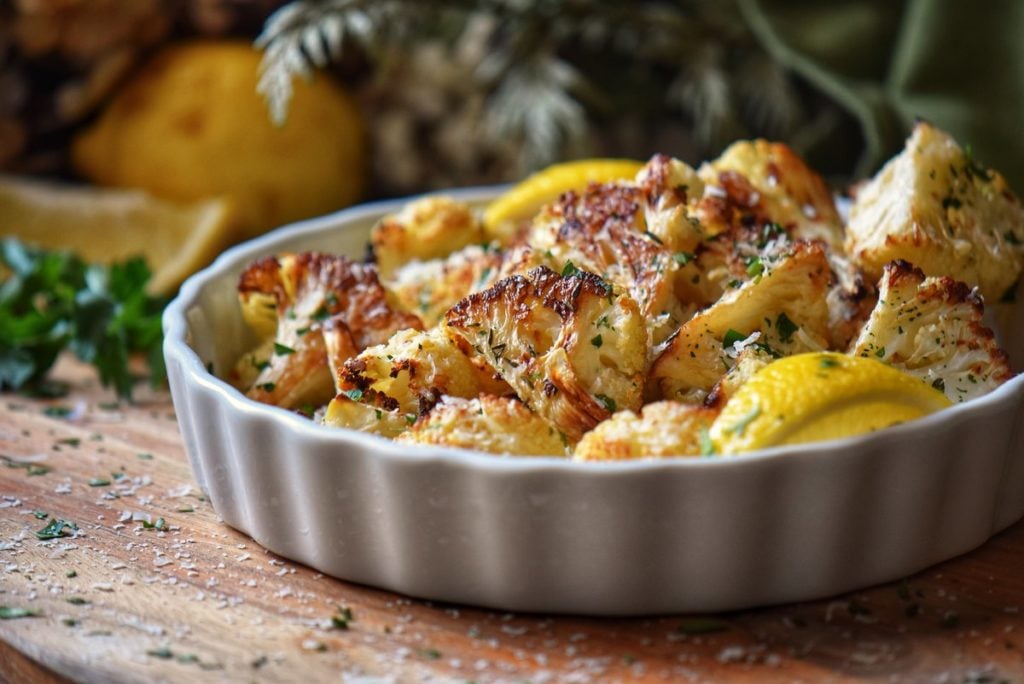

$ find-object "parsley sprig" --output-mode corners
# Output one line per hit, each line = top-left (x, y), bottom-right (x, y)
(0, 238), (167, 400)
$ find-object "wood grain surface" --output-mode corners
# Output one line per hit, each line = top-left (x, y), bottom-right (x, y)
(2, 357), (1023, 683)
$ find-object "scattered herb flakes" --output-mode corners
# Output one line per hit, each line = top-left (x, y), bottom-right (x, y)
(257, 382), (276, 392)
(33, 510), (48, 520)
(56, 437), (81, 447)
(251, 655), (269, 669)
(36, 518), (78, 540)
(0, 606), (40, 619)
(62, 618), (78, 627)
(147, 647), (174, 660)
(66, 569), (77, 578)
(775, 312), (798, 344)
(43, 405), (73, 418)
(176, 505), (195, 513)
(331, 605), (355, 629)
(932, 378), (945, 391)
(722, 328), (746, 349)
(273, 342), (296, 356)
(88, 477), (111, 487)
(819, 356), (841, 369)
(561, 261), (580, 277)
(342, 388), (364, 402)
(176, 654), (200, 664)
(137, 452), (154, 460)
(676, 617), (730, 635)
(595, 394), (617, 413)
(140, 517), (167, 531)
(875, 346), (886, 358)
(2, 455), (51, 476)
(590, 334), (603, 348)
(745, 256), (764, 278)
(673, 252), (694, 265)
(66, 597), (89, 605)
(421, 648), (442, 660)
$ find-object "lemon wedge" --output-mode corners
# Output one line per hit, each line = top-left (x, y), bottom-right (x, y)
(483, 158), (644, 242)
(0, 175), (237, 295)
(710, 352), (952, 454)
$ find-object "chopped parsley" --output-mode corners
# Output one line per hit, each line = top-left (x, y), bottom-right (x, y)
(745, 256), (764, 278)
(698, 426), (715, 456)
(342, 388), (364, 402)
(0, 238), (167, 400)
(590, 334), (603, 348)
(595, 394), (617, 413)
(722, 329), (746, 349)
(673, 252), (695, 265)
(88, 477), (111, 487)
(561, 261), (580, 277)
(0, 606), (40, 619)
(36, 518), (78, 540)
(931, 377), (945, 391)
(775, 312), (798, 344)
(273, 343), (295, 356)
(331, 605), (354, 629)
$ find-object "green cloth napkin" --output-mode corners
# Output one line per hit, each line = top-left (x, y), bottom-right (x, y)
(741, 0), (1024, 189)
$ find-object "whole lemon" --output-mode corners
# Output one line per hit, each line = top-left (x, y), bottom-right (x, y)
(72, 41), (366, 237)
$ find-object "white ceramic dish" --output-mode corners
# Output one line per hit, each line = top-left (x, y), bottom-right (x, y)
(163, 188), (1024, 615)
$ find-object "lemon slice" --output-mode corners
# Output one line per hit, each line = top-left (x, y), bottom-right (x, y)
(0, 175), (237, 294)
(710, 352), (952, 454)
(483, 158), (644, 242)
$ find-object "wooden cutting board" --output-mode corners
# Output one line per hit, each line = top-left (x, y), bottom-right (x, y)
(2, 357), (1023, 683)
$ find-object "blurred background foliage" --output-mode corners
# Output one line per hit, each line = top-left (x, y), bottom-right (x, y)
(1, 0), (1021, 203)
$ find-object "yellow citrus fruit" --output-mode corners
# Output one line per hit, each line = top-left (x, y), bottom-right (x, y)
(483, 158), (644, 242)
(0, 175), (236, 294)
(710, 352), (952, 454)
(71, 40), (365, 238)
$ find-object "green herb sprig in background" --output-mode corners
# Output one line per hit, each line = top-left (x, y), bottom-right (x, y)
(0, 238), (167, 400)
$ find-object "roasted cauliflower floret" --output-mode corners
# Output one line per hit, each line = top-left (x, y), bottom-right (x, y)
(635, 154), (705, 252)
(526, 183), (691, 346)
(446, 266), (647, 442)
(371, 195), (484, 278)
(321, 395), (411, 438)
(703, 346), (776, 410)
(696, 139), (844, 250)
(385, 243), (502, 327)
(395, 395), (570, 456)
(336, 326), (510, 423)
(233, 252), (421, 410)
(851, 260), (1013, 403)
(845, 122), (1024, 302)
(573, 401), (718, 461)
(650, 241), (832, 402)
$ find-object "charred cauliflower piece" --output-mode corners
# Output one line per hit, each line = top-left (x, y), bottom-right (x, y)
(846, 122), (1024, 302)
(635, 154), (705, 252)
(334, 326), (510, 425)
(650, 242), (832, 402)
(234, 253), (421, 410)
(385, 243), (502, 327)
(372, 195), (484, 278)
(527, 183), (691, 346)
(395, 395), (570, 456)
(851, 260), (1013, 403)
(446, 266), (647, 442)
(696, 139), (844, 250)
(321, 396), (411, 439)
(573, 401), (718, 461)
